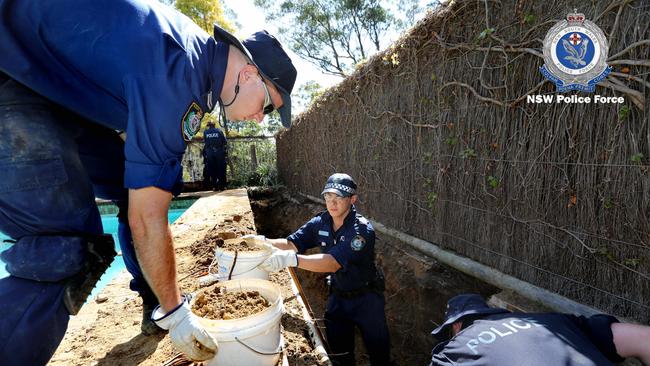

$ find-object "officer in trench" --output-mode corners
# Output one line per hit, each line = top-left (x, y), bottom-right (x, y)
(0, 0), (296, 363)
(245, 173), (392, 366)
(428, 293), (650, 366)
(202, 121), (228, 191)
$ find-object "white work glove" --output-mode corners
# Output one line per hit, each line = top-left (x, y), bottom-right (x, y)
(241, 234), (275, 251)
(152, 295), (218, 361)
(260, 249), (298, 272)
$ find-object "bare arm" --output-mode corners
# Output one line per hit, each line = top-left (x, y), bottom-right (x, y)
(267, 238), (298, 251)
(612, 322), (650, 365)
(296, 253), (341, 273)
(128, 187), (181, 312)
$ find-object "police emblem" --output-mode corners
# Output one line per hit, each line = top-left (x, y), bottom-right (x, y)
(540, 10), (611, 92)
(181, 102), (204, 141)
(351, 236), (366, 251)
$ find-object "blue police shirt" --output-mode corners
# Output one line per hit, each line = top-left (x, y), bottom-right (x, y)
(430, 312), (623, 366)
(204, 127), (227, 153)
(287, 207), (378, 292)
(0, 0), (228, 192)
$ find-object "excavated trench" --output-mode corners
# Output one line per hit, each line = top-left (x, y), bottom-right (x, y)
(248, 187), (499, 365)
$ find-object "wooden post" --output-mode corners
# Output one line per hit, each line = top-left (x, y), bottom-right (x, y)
(250, 144), (258, 171)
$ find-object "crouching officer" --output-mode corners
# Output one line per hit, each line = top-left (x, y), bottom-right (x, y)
(253, 173), (391, 366)
(429, 294), (650, 366)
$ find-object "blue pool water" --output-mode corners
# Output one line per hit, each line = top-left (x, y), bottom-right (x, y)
(0, 208), (186, 298)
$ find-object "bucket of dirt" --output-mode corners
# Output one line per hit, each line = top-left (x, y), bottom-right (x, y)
(214, 239), (272, 280)
(192, 279), (283, 366)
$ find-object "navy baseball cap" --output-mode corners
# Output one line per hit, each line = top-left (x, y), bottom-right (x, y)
(321, 173), (357, 197)
(213, 25), (297, 128)
(431, 294), (508, 339)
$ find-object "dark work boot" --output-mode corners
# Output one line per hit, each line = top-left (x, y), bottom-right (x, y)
(140, 289), (165, 336)
(141, 301), (165, 335)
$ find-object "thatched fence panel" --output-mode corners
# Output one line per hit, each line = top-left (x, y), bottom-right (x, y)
(277, 0), (650, 322)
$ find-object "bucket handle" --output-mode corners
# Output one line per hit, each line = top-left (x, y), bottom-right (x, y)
(235, 336), (283, 355)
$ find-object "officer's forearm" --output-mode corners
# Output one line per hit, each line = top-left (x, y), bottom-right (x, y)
(612, 322), (650, 364)
(128, 187), (182, 312)
(267, 238), (298, 251)
(296, 254), (341, 273)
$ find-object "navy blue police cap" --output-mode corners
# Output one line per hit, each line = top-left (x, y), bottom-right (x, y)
(431, 294), (508, 339)
(321, 173), (357, 197)
(213, 25), (297, 128)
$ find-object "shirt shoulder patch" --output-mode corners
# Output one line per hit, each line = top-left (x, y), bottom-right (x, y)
(318, 230), (329, 237)
(351, 235), (366, 251)
(182, 102), (203, 142)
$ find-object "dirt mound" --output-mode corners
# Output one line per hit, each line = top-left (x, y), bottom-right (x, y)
(192, 285), (270, 320)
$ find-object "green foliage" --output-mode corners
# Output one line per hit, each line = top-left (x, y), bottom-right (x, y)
(294, 80), (324, 114)
(631, 153), (644, 163)
(523, 14), (535, 24)
(487, 175), (500, 189)
(603, 199), (614, 209)
(445, 136), (459, 146)
(174, 0), (235, 34)
(618, 105), (630, 121)
(426, 191), (438, 209)
(227, 139), (278, 187)
(478, 27), (495, 40)
(623, 258), (642, 267)
(460, 148), (477, 159)
(254, 0), (419, 76)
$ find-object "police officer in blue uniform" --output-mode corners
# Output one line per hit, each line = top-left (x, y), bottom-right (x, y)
(255, 173), (391, 365)
(0, 0), (296, 363)
(202, 121), (228, 191)
(429, 294), (650, 366)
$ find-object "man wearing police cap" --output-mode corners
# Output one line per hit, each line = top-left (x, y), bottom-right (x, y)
(0, 0), (296, 363)
(251, 173), (391, 365)
(429, 293), (650, 366)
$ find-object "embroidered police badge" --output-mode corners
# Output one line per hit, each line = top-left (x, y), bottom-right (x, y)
(181, 102), (203, 142)
(540, 10), (611, 92)
(351, 235), (366, 251)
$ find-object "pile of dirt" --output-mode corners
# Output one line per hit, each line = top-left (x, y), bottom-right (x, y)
(50, 190), (330, 365)
(192, 285), (270, 320)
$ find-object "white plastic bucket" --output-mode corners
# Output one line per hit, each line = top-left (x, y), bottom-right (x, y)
(214, 246), (271, 280)
(193, 279), (284, 366)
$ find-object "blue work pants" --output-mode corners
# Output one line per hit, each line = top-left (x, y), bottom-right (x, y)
(0, 74), (151, 364)
(325, 291), (391, 366)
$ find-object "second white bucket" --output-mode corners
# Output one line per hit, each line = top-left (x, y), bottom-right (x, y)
(195, 279), (284, 366)
(215, 245), (271, 280)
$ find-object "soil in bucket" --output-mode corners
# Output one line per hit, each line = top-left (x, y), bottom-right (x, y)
(217, 239), (256, 252)
(192, 283), (270, 320)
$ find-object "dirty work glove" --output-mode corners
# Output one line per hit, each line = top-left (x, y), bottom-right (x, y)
(241, 234), (275, 251)
(260, 249), (298, 272)
(152, 295), (218, 361)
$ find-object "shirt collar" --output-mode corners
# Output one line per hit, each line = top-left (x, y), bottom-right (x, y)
(204, 41), (229, 112)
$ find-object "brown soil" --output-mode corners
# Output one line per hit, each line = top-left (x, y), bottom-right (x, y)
(192, 285), (270, 320)
(49, 189), (328, 366)
(218, 239), (255, 252)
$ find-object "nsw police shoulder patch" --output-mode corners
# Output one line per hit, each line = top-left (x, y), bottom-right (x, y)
(182, 102), (204, 142)
(350, 235), (366, 251)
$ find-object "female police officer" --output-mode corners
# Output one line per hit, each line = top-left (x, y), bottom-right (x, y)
(255, 173), (391, 365)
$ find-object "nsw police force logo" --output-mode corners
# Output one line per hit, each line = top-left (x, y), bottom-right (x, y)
(540, 10), (611, 92)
